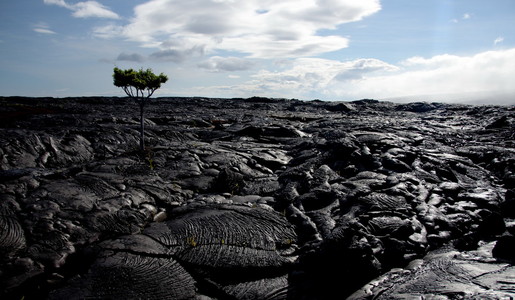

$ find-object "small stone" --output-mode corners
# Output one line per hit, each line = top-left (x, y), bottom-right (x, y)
(153, 211), (167, 222)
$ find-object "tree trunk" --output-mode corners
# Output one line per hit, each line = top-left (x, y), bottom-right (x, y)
(139, 101), (145, 152)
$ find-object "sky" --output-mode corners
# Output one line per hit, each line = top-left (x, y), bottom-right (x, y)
(1, 0), (514, 103)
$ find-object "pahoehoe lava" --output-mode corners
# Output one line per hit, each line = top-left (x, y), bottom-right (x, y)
(0, 96), (514, 299)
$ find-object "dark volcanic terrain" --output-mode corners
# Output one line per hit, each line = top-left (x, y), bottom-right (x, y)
(0, 96), (514, 299)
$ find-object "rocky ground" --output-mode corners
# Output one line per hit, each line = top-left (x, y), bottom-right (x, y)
(0, 96), (514, 299)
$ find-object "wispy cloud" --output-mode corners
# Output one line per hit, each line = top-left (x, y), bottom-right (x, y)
(34, 28), (57, 34)
(92, 24), (123, 39)
(33, 23), (56, 34)
(494, 36), (504, 45)
(43, 0), (120, 19)
(451, 12), (472, 23)
(198, 56), (255, 72)
(150, 46), (205, 63)
(116, 52), (145, 62)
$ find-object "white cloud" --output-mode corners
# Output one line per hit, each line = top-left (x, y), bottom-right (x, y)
(195, 48), (515, 100)
(494, 36), (504, 45)
(256, 58), (397, 90)
(43, 0), (119, 19)
(329, 48), (515, 99)
(43, 0), (69, 7)
(198, 56), (255, 72)
(247, 58), (398, 97)
(102, 0), (380, 59)
(192, 57), (397, 98)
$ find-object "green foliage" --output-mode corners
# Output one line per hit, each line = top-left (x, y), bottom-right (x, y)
(113, 67), (168, 99)
(112, 67), (168, 151)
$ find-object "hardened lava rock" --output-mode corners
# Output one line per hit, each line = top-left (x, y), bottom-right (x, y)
(0, 96), (513, 299)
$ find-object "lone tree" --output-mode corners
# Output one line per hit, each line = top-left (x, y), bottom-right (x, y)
(113, 67), (168, 151)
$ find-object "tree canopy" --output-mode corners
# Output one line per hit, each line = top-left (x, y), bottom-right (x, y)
(113, 67), (168, 99)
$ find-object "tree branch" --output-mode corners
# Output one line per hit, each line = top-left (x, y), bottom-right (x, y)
(127, 86), (135, 98)
(147, 88), (157, 98)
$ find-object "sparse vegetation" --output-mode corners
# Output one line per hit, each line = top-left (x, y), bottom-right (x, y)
(113, 67), (168, 151)
(186, 236), (197, 247)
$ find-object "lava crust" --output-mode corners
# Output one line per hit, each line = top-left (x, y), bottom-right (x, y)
(0, 96), (514, 299)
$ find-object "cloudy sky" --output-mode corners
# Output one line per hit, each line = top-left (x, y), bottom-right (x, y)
(1, 0), (514, 102)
